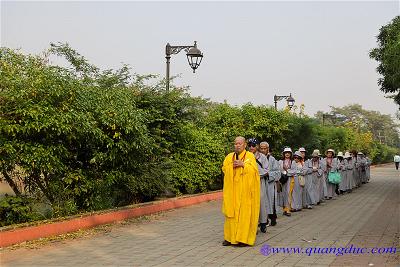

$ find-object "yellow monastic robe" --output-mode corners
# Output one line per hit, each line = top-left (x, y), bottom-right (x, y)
(222, 150), (260, 246)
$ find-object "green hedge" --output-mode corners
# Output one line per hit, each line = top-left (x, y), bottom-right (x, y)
(1, 45), (398, 226)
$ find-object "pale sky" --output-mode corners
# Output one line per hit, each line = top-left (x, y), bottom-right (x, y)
(1, 1), (400, 117)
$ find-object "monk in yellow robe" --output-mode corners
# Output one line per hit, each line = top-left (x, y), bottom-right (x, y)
(222, 136), (260, 246)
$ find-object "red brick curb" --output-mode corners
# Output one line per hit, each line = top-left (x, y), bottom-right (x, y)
(0, 190), (222, 248)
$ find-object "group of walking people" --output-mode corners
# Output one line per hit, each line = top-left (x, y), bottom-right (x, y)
(221, 136), (371, 247)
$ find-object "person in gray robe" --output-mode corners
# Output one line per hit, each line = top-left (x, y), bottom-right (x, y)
(344, 152), (354, 192)
(307, 149), (324, 206)
(259, 142), (281, 226)
(319, 151), (328, 201)
(322, 149), (339, 199)
(365, 155), (371, 182)
(351, 150), (360, 188)
(287, 151), (307, 211)
(337, 152), (347, 193)
(278, 147), (293, 217)
(299, 147), (314, 209)
(358, 152), (367, 184)
(247, 138), (269, 233)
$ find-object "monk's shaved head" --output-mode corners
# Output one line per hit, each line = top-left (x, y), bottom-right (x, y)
(234, 136), (246, 154)
(260, 142), (269, 147)
(259, 141), (269, 155)
(235, 136), (246, 143)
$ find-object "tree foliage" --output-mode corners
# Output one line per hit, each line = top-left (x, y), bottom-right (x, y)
(0, 45), (167, 217)
(370, 16), (400, 105)
(315, 104), (400, 148)
(1, 45), (398, 226)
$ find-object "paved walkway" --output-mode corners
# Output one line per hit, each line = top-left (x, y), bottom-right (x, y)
(1, 165), (399, 266)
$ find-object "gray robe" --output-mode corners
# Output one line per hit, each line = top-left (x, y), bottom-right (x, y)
(255, 152), (269, 224)
(304, 158), (323, 205)
(264, 154), (281, 215)
(278, 159), (291, 209)
(352, 156), (360, 187)
(303, 159), (317, 207)
(287, 160), (307, 210)
(322, 157), (338, 198)
(360, 157), (367, 183)
(338, 159), (347, 191)
(345, 158), (355, 190)
(365, 157), (371, 182)
(320, 158), (328, 199)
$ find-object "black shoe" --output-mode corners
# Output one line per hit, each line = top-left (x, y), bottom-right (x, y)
(317, 202), (321, 205)
(270, 220), (277, 226)
(283, 211), (291, 217)
(222, 240), (231, 246)
(236, 242), (248, 247)
(260, 223), (267, 233)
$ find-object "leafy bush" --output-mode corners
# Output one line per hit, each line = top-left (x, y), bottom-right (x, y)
(0, 196), (43, 226)
(0, 45), (166, 216)
(1, 44), (398, 226)
(372, 143), (399, 164)
(169, 123), (225, 195)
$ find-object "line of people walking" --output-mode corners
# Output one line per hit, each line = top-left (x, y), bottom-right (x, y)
(221, 136), (371, 247)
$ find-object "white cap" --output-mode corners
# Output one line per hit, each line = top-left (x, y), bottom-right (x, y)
(294, 151), (303, 158)
(326, 149), (335, 156)
(282, 147), (292, 154)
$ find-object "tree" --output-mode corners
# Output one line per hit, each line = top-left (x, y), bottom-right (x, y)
(370, 16), (400, 105)
(0, 45), (168, 215)
(315, 104), (400, 148)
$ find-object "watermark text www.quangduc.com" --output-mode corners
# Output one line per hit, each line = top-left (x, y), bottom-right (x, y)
(260, 244), (398, 256)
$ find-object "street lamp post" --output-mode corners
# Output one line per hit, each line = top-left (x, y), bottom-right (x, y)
(165, 41), (203, 92)
(274, 93), (295, 110)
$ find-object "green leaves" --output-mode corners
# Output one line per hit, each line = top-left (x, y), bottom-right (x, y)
(370, 16), (400, 105)
(0, 46), (158, 217)
(204, 103), (290, 155)
(1, 44), (397, 227)
(169, 123), (225, 194)
(0, 196), (42, 226)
